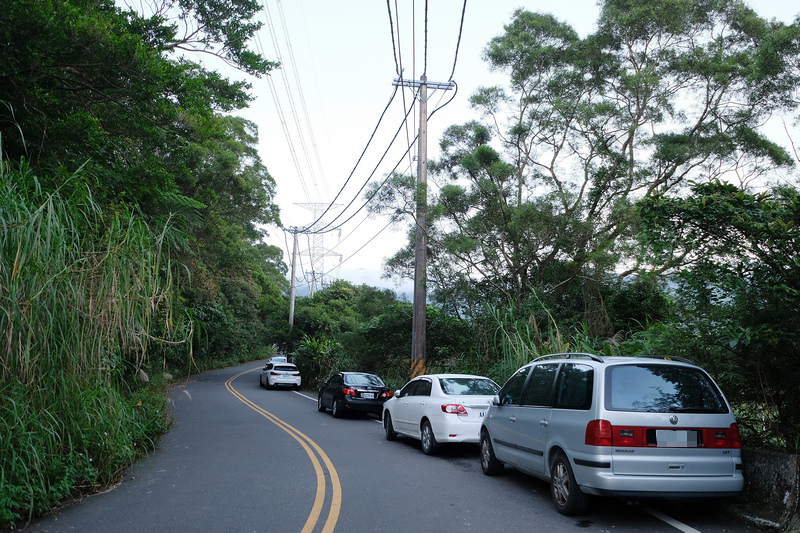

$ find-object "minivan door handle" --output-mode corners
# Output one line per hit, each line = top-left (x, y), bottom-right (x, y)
(540, 420), (548, 427)
(509, 416), (516, 424)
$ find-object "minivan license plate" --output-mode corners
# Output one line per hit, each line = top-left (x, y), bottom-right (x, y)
(655, 429), (699, 447)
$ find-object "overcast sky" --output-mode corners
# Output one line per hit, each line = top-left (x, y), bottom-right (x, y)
(233, 1), (799, 297)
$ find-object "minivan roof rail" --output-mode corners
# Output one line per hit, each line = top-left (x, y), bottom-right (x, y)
(531, 352), (604, 363)
(640, 355), (696, 365)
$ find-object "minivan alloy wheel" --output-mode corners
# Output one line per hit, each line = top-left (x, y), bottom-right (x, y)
(480, 432), (503, 475)
(550, 453), (589, 515)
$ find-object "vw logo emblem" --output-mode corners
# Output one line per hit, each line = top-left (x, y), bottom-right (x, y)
(669, 415), (679, 425)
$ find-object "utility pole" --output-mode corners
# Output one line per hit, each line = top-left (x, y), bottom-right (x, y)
(412, 75), (428, 379)
(393, 75), (454, 378)
(288, 228), (298, 328)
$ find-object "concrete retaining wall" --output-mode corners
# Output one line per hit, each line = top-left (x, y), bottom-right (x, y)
(737, 448), (800, 531)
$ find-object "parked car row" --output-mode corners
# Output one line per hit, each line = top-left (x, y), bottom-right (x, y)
(264, 352), (744, 516)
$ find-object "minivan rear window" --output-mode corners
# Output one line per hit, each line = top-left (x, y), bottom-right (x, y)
(606, 364), (728, 413)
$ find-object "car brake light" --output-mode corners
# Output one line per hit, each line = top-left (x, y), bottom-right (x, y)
(342, 388), (356, 397)
(270, 372), (280, 376)
(613, 426), (645, 447)
(585, 419), (613, 446)
(703, 424), (741, 449)
(730, 423), (742, 449)
(382, 391), (393, 398)
(441, 404), (468, 415)
(585, 423), (742, 449)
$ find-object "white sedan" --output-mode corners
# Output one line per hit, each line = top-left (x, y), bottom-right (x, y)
(259, 362), (301, 390)
(382, 374), (500, 455)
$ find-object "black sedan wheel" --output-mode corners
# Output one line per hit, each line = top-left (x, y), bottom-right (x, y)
(317, 395), (326, 412)
(331, 398), (344, 418)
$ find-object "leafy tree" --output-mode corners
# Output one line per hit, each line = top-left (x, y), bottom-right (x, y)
(638, 180), (800, 448)
(0, 0), (276, 206)
(370, 0), (799, 337)
(290, 280), (398, 344)
(0, 1), (288, 522)
(1, 0), (286, 371)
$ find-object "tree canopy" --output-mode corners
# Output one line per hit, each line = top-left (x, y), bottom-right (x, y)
(370, 0), (800, 337)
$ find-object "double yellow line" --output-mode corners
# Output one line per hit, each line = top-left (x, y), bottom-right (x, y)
(226, 368), (341, 533)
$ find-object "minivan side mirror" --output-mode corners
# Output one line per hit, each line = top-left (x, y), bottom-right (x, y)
(491, 395), (500, 406)
(394, 390), (402, 398)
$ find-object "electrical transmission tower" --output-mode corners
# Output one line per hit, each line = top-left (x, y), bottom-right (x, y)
(297, 203), (342, 296)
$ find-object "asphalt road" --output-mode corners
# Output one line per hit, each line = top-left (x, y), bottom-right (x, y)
(12, 362), (768, 533)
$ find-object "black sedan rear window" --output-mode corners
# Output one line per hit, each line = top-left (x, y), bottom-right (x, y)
(344, 374), (385, 387)
(605, 364), (728, 413)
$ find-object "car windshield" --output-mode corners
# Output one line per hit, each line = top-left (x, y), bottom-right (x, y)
(439, 377), (499, 396)
(345, 374), (385, 387)
(275, 365), (296, 372)
(606, 364), (728, 413)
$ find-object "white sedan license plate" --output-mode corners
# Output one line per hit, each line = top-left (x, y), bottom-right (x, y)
(362, 393), (375, 399)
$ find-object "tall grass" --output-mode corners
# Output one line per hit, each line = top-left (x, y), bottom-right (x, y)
(0, 159), (185, 527)
(486, 295), (616, 385)
(488, 299), (568, 380)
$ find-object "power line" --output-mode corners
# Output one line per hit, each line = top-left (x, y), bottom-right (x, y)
(276, 0), (330, 198)
(254, 14), (313, 203)
(388, 0), (415, 178)
(278, 1), (469, 293)
(261, 0), (322, 202)
(449, 1), (468, 81)
(302, 88), (422, 235)
(386, 0), (400, 76)
(322, 219), (393, 278)
(299, 34), (463, 236)
(290, 84), (416, 234)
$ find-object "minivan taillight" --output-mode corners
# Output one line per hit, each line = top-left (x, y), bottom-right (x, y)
(730, 423), (742, 449)
(585, 419), (613, 446)
(613, 426), (645, 447)
(704, 423), (741, 449)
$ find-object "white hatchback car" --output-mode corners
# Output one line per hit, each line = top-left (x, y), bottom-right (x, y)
(383, 374), (500, 455)
(259, 362), (301, 390)
(480, 353), (743, 515)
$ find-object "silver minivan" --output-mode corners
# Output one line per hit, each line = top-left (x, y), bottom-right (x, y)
(480, 353), (743, 515)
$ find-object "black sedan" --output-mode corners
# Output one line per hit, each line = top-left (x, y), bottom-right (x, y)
(317, 372), (392, 418)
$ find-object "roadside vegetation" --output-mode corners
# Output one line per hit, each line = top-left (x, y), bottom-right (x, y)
(1, 0), (799, 529)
